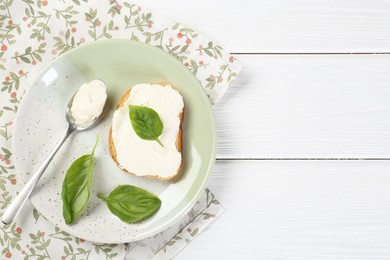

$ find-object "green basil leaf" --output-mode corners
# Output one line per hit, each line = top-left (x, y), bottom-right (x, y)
(98, 185), (161, 223)
(62, 138), (98, 224)
(129, 105), (164, 147)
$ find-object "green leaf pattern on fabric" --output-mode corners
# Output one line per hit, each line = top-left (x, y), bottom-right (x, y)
(0, 0), (238, 259)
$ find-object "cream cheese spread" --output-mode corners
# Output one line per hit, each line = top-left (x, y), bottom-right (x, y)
(112, 83), (184, 178)
(70, 79), (107, 127)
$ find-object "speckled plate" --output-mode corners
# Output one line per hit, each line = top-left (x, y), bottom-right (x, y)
(12, 40), (216, 244)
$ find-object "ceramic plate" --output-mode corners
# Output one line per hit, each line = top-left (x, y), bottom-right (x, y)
(12, 40), (216, 243)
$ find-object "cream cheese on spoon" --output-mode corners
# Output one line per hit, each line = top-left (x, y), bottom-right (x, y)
(70, 79), (107, 127)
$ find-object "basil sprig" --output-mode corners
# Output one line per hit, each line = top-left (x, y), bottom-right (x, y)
(98, 185), (161, 223)
(62, 138), (98, 225)
(129, 105), (164, 147)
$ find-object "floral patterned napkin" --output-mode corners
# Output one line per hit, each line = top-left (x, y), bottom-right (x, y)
(0, 0), (241, 259)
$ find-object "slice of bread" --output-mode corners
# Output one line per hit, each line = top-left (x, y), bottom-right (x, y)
(109, 83), (184, 181)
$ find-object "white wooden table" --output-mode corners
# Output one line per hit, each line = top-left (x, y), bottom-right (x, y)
(132, 1), (390, 259)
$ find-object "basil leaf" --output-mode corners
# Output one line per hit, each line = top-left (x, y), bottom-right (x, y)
(129, 105), (164, 147)
(62, 138), (98, 225)
(98, 185), (161, 223)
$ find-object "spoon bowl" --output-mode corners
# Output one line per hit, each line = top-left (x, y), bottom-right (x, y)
(66, 79), (107, 131)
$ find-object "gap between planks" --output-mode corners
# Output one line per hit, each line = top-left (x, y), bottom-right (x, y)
(216, 158), (390, 161)
(232, 52), (390, 55)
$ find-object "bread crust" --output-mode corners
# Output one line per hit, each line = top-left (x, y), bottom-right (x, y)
(109, 83), (184, 181)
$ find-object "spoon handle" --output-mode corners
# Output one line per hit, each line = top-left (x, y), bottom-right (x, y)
(1, 125), (75, 225)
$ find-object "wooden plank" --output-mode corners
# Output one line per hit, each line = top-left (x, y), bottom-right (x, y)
(215, 55), (390, 158)
(178, 160), (390, 259)
(131, 0), (390, 53)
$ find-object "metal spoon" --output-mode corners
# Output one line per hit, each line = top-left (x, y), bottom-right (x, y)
(1, 82), (106, 225)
